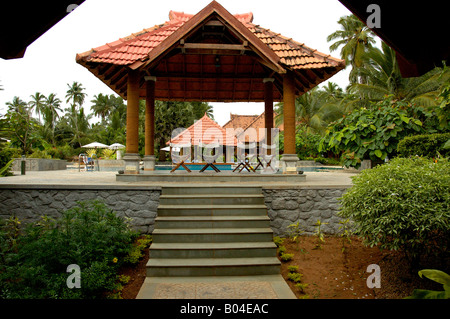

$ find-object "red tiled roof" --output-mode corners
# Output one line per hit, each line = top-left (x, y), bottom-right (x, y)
(169, 113), (237, 146)
(76, 9), (342, 71)
(222, 113), (259, 131)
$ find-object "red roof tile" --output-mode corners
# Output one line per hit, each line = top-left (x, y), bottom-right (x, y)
(169, 113), (237, 146)
(76, 8), (343, 71)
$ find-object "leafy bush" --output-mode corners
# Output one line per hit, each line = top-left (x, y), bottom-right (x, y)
(0, 200), (138, 299)
(280, 253), (294, 262)
(338, 157), (449, 265)
(0, 146), (19, 177)
(397, 132), (450, 158)
(319, 98), (429, 168)
(295, 128), (322, 159)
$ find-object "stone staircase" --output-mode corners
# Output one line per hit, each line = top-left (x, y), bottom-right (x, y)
(147, 185), (280, 277)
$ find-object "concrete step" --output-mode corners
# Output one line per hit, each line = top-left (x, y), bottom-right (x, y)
(155, 215), (270, 229)
(146, 257), (281, 276)
(149, 242), (277, 258)
(157, 204), (268, 216)
(152, 228), (274, 243)
(159, 194), (265, 206)
(161, 185), (263, 195)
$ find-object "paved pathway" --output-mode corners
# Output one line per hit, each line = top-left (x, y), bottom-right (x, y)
(1, 169), (356, 188)
(137, 275), (296, 299)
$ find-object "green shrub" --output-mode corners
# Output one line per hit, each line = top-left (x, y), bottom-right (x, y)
(397, 133), (450, 158)
(123, 235), (152, 265)
(280, 253), (294, 262)
(0, 200), (138, 299)
(287, 272), (303, 283)
(319, 98), (428, 168)
(288, 265), (299, 273)
(338, 157), (449, 266)
(273, 236), (285, 247)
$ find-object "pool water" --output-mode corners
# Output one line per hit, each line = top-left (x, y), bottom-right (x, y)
(156, 165), (343, 172)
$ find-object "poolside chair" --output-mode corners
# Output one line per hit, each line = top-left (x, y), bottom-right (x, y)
(233, 142), (256, 173)
(170, 143), (192, 173)
(81, 154), (94, 172)
(200, 142), (221, 173)
(260, 143), (277, 173)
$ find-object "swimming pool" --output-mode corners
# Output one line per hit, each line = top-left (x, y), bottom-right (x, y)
(155, 165), (343, 172)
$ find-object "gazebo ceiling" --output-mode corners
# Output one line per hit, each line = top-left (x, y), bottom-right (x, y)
(76, 1), (345, 102)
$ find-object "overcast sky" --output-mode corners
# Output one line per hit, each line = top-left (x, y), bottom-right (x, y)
(0, 0), (352, 125)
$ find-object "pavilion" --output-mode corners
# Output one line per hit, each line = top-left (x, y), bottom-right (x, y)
(76, 1), (344, 176)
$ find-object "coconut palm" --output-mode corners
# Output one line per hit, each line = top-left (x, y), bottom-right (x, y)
(29, 92), (46, 123)
(350, 42), (449, 106)
(65, 82), (86, 111)
(327, 14), (376, 83)
(275, 88), (344, 135)
(65, 82), (87, 147)
(44, 93), (62, 145)
(90, 93), (114, 123)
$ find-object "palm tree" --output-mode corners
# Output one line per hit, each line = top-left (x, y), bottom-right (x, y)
(350, 42), (448, 106)
(275, 88), (344, 135)
(90, 93), (114, 123)
(44, 93), (62, 145)
(65, 82), (86, 111)
(6, 96), (28, 113)
(29, 92), (46, 123)
(327, 14), (376, 83)
(65, 82), (87, 147)
(191, 102), (214, 120)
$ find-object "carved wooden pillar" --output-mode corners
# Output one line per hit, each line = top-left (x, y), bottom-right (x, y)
(281, 71), (299, 174)
(144, 76), (156, 171)
(123, 69), (141, 174)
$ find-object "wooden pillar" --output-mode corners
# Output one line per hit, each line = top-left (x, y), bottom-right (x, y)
(263, 78), (274, 154)
(281, 71), (299, 174)
(124, 69), (141, 174)
(145, 76), (156, 156)
(144, 76), (156, 171)
(283, 72), (296, 155)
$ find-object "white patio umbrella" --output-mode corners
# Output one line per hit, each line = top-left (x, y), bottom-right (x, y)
(109, 143), (125, 150)
(81, 142), (109, 149)
(160, 146), (180, 152)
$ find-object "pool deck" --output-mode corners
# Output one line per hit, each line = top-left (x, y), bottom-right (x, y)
(0, 168), (357, 189)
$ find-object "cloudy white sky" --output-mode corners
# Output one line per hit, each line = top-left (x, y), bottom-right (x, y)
(0, 0), (352, 125)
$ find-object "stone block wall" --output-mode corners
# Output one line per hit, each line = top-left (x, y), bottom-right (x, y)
(262, 187), (348, 237)
(0, 186), (348, 237)
(0, 188), (161, 234)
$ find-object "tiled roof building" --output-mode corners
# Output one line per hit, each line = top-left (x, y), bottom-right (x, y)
(75, 1), (344, 174)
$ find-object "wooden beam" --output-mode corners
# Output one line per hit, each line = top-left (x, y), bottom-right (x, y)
(180, 43), (248, 51)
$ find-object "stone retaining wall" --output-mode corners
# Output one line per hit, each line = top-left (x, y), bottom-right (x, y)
(263, 188), (347, 237)
(0, 187), (161, 234)
(0, 186), (348, 236)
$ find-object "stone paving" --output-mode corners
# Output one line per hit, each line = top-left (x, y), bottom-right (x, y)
(0, 169), (356, 187)
(137, 275), (295, 299)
